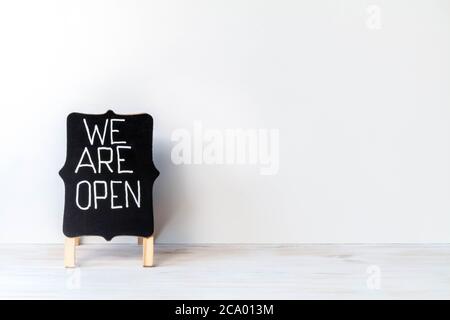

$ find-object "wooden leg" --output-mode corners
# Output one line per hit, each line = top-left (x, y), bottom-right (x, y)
(64, 237), (76, 268)
(75, 237), (80, 246)
(143, 236), (154, 267)
(138, 237), (143, 245)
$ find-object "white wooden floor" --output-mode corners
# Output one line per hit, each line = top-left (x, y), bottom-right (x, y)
(0, 244), (449, 299)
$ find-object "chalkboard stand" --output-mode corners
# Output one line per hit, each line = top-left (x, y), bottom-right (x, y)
(64, 237), (76, 268)
(63, 236), (154, 267)
(142, 236), (154, 267)
(60, 110), (159, 268)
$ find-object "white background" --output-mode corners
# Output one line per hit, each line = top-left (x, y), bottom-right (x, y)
(0, 0), (449, 244)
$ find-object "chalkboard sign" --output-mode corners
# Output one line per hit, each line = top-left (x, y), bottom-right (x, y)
(59, 110), (159, 241)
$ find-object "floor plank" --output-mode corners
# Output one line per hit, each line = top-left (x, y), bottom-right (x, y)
(0, 244), (449, 299)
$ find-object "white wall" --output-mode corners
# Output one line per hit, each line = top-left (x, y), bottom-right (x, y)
(0, 0), (449, 244)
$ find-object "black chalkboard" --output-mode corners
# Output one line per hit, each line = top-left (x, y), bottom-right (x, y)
(59, 110), (159, 241)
